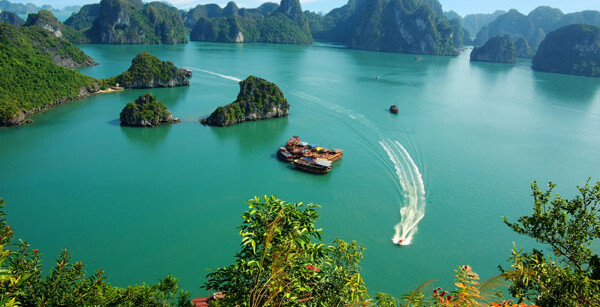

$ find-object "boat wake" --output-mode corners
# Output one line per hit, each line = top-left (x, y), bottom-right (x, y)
(187, 67), (242, 82)
(379, 139), (426, 246)
(291, 91), (427, 246)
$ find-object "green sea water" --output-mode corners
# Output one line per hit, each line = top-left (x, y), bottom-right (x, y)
(1, 42), (599, 298)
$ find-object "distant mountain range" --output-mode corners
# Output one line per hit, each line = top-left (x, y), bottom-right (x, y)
(1, 0), (599, 61)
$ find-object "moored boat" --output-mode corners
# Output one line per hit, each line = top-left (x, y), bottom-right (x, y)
(277, 147), (293, 162)
(291, 158), (332, 174)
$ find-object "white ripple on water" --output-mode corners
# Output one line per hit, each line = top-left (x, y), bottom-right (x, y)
(379, 139), (426, 246)
(187, 67), (242, 82)
(291, 91), (427, 246)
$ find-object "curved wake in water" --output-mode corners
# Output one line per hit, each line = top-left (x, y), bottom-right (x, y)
(187, 67), (242, 82)
(291, 91), (427, 246)
(379, 140), (426, 245)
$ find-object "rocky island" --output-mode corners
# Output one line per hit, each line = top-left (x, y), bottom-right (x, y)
(470, 35), (517, 64)
(24, 10), (89, 44)
(120, 93), (179, 127)
(108, 51), (190, 89)
(201, 76), (289, 127)
(532, 24), (600, 78)
(83, 0), (187, 44)
(308, 0), (458, 55)
(190, 0), (312, 45)
(0, 22), (99, 126)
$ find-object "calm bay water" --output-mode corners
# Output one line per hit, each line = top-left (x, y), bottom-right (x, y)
(1, 42), (599, 297)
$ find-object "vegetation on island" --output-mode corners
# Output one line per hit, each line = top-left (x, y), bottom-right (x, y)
(64, 3), (100, 32)
(1, 179), (599, 306)
(532, 24), (600, 78)
(107, 51), (190, 89)
(84, 0), (187, 44)
(23, 10), (90, 44)
(308, 0), (458, 56)
(201, 76), (289, 127)
(470, 35), (517, 64)
(190, 0), (312, 45)
(120, 93), (178, 127)
(0, 23), (98, 126)
(472, 6), (600, 52)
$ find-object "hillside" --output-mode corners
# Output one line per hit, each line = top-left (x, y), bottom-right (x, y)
(532, 24), (600, 78)
(0, 23), (99, 126)
(190, 0), (312, 45)
(309, 0), (458, 55)
(24, 10), (89, 44)
(85, 0), (187, 44)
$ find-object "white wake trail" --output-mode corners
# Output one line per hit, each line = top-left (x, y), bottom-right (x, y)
(291, 91), (427, 246)
(187, 67), (242, 82)
(380, 140), (426, 246)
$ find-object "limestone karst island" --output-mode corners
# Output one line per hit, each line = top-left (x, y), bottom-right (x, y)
(1, 0), (599, 306)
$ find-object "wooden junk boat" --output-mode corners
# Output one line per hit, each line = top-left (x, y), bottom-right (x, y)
(277, 136), (343, 174)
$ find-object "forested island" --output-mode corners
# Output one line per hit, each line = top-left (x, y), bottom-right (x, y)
(106, 51), (190, 89)
(532, 24), (600, 77)
(0, 23), (99, 126)
(470, 35), (517, 64)
(201, 76), (289, 127)
(120, 93), (179, 127)
(0, 20), (187, 126)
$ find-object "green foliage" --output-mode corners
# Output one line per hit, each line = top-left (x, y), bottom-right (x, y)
(0, 197), (192, 306)
(24, 10), (89, 44)
(204, 195), (369, 306)
(203, 76), (289, 126)
(0, 23), (98, 126)
(309, 0), (457, 55)
(86, 0), (187, 44)
(532, 24), (600, 78)
(64, 3), (100, 31)
(189, 0), (312, 45)
(470, 35), (517, 64)
(502, 180), (600, 306)
(120, 93), (173, 127)
(111, 51), (188, 88)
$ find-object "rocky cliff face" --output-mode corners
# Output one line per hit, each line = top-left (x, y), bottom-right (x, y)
(515, 37), (533, 58)
(24, 10), (89, 44)
(20, 25), (96, 68)
(470, 35), (516, 63)
(113, 51), (190, 88)
(120, 93), (178, 127)
(190, 0), (312, 44)
(0, 11), (24, 26)
(87, 0), (187, 44)
(311, 0), (458, 55)
(201, 76), (289, 127)
(532, 24), (600, 77)
(64, 3), (100, 31)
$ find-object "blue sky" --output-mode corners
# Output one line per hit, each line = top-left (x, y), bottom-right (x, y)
(11, 0), (600, 16)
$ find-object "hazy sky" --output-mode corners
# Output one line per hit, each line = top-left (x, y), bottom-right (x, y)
(10, 0), (600, 16)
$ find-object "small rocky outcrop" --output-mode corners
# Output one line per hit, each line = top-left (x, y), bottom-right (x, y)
(470, 35), (517, 63)
(112, 52), (190, 88)
(532, 24), (600, 77)
(201, 76), (289, 127)
(515, 37), (534, 58)
(0, 11), (24, 26)
(120, 93), (179, 127)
